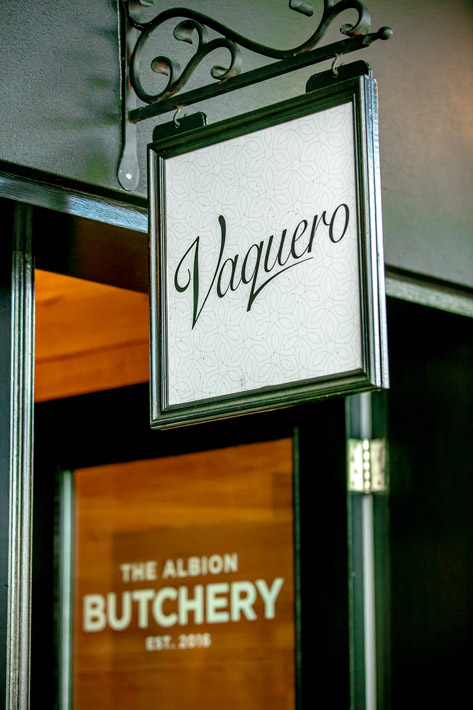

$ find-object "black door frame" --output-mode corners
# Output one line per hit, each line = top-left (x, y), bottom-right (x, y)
(32, 381), (350, 708)
(0, 201), (35, 709)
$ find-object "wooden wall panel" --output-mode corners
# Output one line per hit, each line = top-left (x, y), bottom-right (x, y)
(35, 270), (149, 401)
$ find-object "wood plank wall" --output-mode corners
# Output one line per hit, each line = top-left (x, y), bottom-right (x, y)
(35, 270), (149, 402)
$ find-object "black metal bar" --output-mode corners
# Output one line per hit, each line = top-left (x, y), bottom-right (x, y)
(129, 29), (389, 122)
(126, 0), (373, 63)
(0, 201), (35, 709)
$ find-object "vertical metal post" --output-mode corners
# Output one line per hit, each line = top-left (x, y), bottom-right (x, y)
(359, 393), (377, 709)
(0, 201), (35, 709)
(58, 471), (74, 710)
(362, 491), (377, 708)
(346, 391), (390, 710)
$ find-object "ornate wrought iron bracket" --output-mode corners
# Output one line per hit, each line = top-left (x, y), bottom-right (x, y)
(118, 0), (392, 190)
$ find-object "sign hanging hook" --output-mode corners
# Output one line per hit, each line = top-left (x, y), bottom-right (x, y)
(331, 54), (342, 78)
(173, 106), (184, 128)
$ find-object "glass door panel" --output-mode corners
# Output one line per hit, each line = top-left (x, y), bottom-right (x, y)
(68, 440), (295, 709)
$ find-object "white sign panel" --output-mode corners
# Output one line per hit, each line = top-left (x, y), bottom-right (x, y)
(149, 69), (388, 428)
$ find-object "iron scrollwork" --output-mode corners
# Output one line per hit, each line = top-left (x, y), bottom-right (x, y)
(118, 0), (392, 190)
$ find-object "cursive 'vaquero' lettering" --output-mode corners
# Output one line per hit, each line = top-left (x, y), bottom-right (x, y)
(174, 204), (350, 329)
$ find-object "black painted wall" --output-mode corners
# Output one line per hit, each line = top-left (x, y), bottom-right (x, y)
(387, 299), (473, 706)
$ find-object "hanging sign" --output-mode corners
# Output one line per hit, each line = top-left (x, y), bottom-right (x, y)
(148, 64), (388, 428)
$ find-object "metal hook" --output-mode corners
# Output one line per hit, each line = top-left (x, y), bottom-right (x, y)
(173, 106), (183, 128)
(332, 54), (342, 78)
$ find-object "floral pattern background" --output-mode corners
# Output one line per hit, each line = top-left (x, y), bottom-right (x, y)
(164, 102), (362, 406)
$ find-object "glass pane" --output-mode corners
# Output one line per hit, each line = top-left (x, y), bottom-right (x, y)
(35, 270), (149, 402)
(69, 440), (295, 709)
